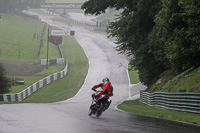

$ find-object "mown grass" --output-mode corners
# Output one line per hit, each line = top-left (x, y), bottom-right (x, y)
(7, 76), (43, 94)
(9, 65), (64, 94)
(118, 100), (200, 125)
(161, 67), (200, 92)
(149, 67), (200, 93)
(2, 35), (88, 103)
(40, 41), (61, 59)
(0, 13), (64, 94)
(21, 36), (89, 103)
(0, 14), (41, 62)
(128, 65), (140, 84)
(38, 65), (64, 75)
(0, 14), (59, 62)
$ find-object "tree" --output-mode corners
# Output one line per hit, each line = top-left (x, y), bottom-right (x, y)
(151, 0), (200, 72)
(82, 0), (200, 87)
(82, 0), (165, 86)
(0, 63), (11, 94)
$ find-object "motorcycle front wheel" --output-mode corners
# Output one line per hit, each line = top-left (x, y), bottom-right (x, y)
(96, 103), (103, 117)
(88, 108), (93, 116)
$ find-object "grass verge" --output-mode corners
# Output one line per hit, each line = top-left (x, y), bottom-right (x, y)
(8, 65), (64, 94)
(118, 100), (200, 125)
(8, 76), (43, 94)
(128, 65), (140, 84)
(0, 13), (60, 62)
(20, 36), (88, 103)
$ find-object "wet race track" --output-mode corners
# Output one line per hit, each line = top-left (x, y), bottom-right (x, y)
(0, 13), (200, 133)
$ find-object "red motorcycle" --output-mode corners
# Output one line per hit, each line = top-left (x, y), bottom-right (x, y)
(88, 88), (112, 117)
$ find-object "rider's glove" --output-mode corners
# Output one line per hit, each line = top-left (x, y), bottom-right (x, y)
(92, 88), (96, 91)
(92, 94), (96, 99)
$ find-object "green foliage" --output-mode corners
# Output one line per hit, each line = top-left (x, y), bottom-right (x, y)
(82, 0), (115, 15)
(82, 0), (200, 88)
(96, 9), (123, 22)
(82, 0), (165, 86)
(0, 63), (11, 94)
(149, 67), (200, 93)
(152, 0), (200, 72)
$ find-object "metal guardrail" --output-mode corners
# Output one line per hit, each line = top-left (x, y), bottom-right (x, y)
(140, 91), (200, 113)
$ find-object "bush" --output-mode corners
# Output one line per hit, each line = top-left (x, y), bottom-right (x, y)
(0, 63), (11, 94)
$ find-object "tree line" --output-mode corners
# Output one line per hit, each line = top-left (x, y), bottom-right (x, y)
(82, 0), (200, 87)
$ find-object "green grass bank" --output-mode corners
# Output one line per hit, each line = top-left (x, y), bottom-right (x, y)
(148, 67), (200, 93)
(0, 13), (64, 93)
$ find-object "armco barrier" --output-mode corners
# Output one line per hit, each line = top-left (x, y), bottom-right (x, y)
(40, 58), (65, 65)
(140, 91), (200, 113)
(0, 60), (68, 102)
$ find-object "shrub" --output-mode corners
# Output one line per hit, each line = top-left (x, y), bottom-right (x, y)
(0, 63), (11, 94)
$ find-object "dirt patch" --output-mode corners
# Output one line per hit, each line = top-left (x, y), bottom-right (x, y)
(0, 61), (46, 77)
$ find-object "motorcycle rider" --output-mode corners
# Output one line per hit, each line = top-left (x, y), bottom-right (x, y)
(91, 77), (113, 109)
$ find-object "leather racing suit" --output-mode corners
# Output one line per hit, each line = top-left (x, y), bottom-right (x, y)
(92, 81), (113, 99)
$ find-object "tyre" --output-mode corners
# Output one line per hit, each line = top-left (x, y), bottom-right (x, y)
(88, 108), (93, 116)
(96, 103), (103, 117)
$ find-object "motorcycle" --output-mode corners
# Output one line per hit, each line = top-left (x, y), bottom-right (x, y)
(88, 88), (112, 117)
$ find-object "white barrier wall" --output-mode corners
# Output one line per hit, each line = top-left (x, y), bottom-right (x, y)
(40, 59), (48, 65)
(57, 58), (65, 64)
(40, 58), (65, 65)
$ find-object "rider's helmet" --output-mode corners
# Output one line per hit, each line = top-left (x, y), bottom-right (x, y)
(102, 77), (109, 83)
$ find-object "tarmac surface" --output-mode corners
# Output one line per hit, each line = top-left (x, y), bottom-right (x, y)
(0, 12), (200, 133)
(0, 61), (46, 76)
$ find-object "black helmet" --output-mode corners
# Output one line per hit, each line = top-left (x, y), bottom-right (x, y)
(102, 77), (109, 83)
